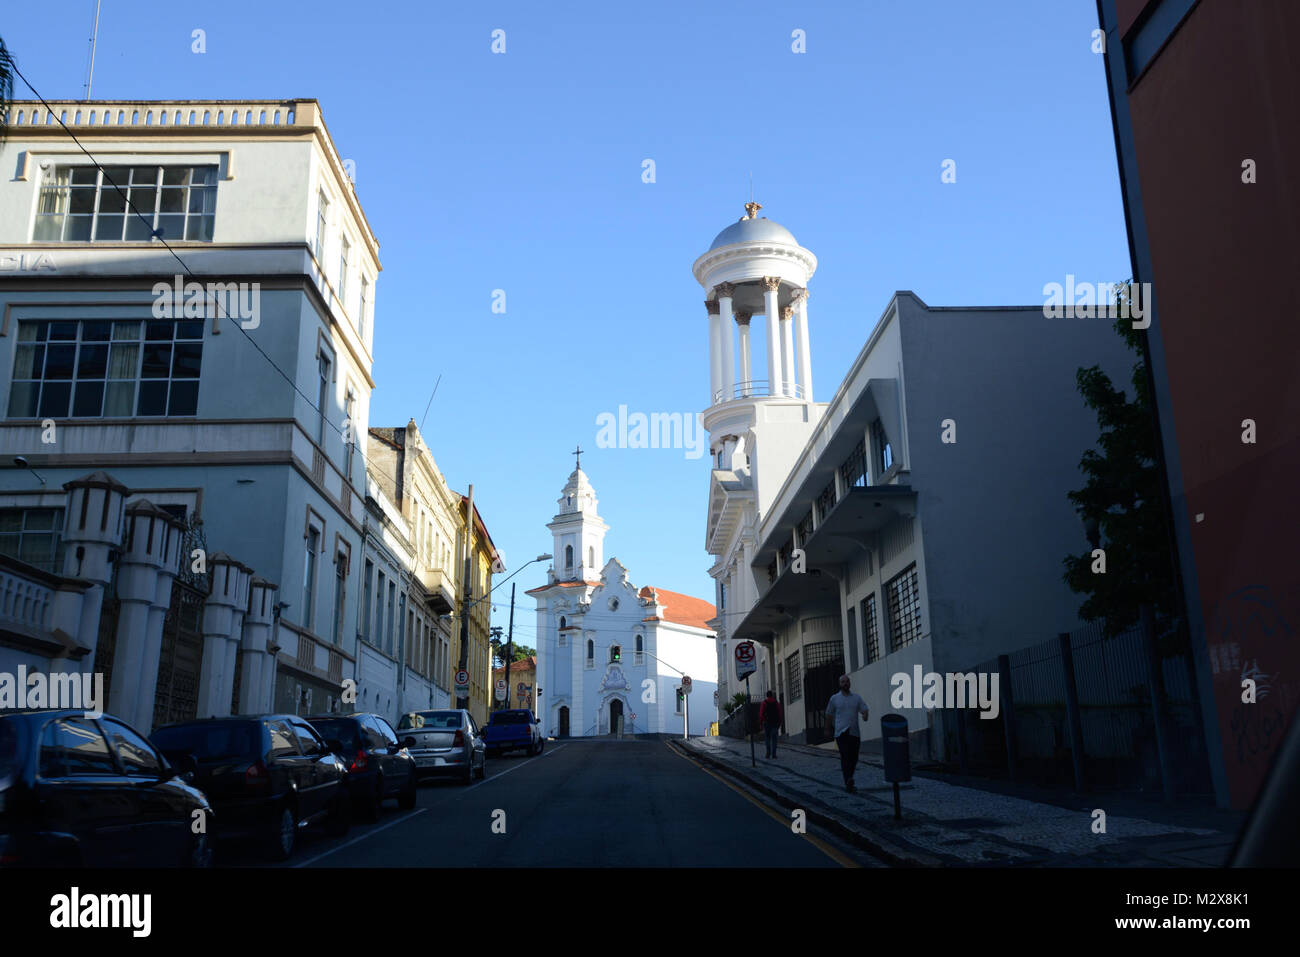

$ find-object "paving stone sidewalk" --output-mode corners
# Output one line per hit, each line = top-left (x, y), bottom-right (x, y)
(677, 735), (1241, 867)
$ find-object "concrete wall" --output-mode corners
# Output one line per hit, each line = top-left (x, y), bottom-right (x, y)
(896, 294), (1136, 674)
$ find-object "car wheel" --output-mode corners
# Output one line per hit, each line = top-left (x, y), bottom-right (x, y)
(326, 788), (352, 836)
(526, 740), (537, 756)
(187, 831), (214, 868)
(398, 771), (418, 810)
(269, 804), (297, 861)
(475, 754), (486, 780)
(361, 776), (382, 822)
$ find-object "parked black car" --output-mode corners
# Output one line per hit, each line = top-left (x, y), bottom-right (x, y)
(151, 714), (350, 861)
(306, 713), (418, 820)
(0, 709), (214, 867)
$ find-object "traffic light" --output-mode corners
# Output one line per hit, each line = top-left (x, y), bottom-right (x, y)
(611, 646), (621, 663)
(676, 687), (684, 709)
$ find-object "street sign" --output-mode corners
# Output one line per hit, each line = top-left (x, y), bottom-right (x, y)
(517, 682), (527, 693)
(496, 678), (507, 690)
(495, 686), (506, 702)
(454, 669), (469, 696)
(682, 675), (693, 694)
(735, 641), (757, 680)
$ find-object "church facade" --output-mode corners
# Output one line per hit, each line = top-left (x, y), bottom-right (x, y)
(528, 464), (717, 738)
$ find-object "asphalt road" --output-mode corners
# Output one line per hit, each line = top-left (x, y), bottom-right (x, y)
(216, 737), (880, 867)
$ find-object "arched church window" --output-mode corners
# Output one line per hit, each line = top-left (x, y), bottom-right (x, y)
(586, 639), (594, 660)
(560, 615), (567, 629)
(635, 634), (644, 664)
(588, 546), (594, 567)
(565, 545), (573, 569)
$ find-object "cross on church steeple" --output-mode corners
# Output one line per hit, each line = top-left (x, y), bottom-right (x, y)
(573, 445), (583, 470)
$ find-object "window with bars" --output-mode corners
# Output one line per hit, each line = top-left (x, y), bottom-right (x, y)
(785, 650), (802, 702)
(0, 508), (66, 574)
(861, 593), (880, 664)
(815, 478), (837, 523)
(840, 437), (868, 489)
(9, 319), (202, 419)
(885, 564), (921, 652)
(797, 509), (814, 546)
(846, 606), (859, 671)
(35, 165), (216, 242)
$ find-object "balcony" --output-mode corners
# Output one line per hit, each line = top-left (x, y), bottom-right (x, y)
(712, 380), (805, 404)
(0, 552), (89, 658)
(420, 565), (456, 615)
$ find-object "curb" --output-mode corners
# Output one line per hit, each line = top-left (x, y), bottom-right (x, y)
(669, 739), (941, 867)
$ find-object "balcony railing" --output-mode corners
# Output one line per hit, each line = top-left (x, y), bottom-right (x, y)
(712, 380), (804, 403)
(9, 100), (303, 131)
(0, 557), (54, 634)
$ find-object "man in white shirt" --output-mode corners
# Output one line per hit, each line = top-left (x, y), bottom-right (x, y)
(824, 674), (869, 792)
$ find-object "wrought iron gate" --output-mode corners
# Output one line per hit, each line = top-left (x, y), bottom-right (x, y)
(803, 640), (844, 745)
(152, 518), (209, 729)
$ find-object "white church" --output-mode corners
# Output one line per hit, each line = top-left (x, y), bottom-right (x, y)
(529, 459), (718, 738)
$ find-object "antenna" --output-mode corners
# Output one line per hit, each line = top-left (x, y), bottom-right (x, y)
(84, 0), (102, 100)
(419, 373), (443, 433)
(749, 171), (753, 204)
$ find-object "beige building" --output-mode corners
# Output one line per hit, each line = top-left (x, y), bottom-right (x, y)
(362, 420), (501, 726)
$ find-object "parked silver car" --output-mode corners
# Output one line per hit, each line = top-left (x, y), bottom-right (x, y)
(396, 710), (486, 784)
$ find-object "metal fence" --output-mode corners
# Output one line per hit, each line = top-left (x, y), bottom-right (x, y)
(940, 617), (1211, 795)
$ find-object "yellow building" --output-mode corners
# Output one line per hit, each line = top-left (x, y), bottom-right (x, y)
(455, 493), (503, 726)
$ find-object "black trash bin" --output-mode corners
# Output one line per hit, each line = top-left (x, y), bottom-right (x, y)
(881, 713), (910, 819)
(881, 713), (911, 782)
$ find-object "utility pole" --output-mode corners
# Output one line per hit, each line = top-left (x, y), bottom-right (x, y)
(504, 582), (516, 709)
(456, 484), (474, 711)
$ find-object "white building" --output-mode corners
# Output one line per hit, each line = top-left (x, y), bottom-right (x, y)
(0, 99), (378, 727)
(697, 203), (1134, 753)
(529, 463), (717, 737)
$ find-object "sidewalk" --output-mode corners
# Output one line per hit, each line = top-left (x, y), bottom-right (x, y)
(676, 734), (1242, 867)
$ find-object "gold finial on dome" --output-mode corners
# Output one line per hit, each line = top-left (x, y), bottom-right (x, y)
(744, 201), (762, 219)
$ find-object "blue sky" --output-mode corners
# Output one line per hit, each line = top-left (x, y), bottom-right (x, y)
(3, 0), (1130, 648)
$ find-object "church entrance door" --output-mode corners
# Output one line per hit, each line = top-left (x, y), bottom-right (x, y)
(609, 698), (624, 737)
(558, 706), (569, 738)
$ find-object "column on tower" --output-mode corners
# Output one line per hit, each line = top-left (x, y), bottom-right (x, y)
(793, 288), (813, 402)
(761, 277), (783, 398)
(736, 313), (753, 396)
(706, 299), (721, 403)
(715, 283), (736, 402)
(780, 304), (797, 397)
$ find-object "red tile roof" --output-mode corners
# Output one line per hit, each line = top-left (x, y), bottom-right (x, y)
(525, 580), (601, 595)
(638, 586), (716, 631)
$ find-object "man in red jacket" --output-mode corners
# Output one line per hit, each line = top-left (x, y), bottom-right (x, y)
(759, 690), (783, 759)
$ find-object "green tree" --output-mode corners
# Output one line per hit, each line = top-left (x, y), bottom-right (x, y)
(510, 643), (536, 663)
(1062, 284), (1179, 643)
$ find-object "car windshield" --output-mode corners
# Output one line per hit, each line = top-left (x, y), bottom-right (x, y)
(398, 711), (461, 730)
(308, 719), (360, 750)
(151, 722), (257, 761)
(490, 712), (530, 724)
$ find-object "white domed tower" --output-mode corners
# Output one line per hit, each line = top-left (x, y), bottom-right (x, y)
(546, 449), (609, 582)
(694, 202), (823, 516)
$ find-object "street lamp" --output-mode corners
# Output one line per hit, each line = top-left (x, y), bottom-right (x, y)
(451, 552), (552, 712)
